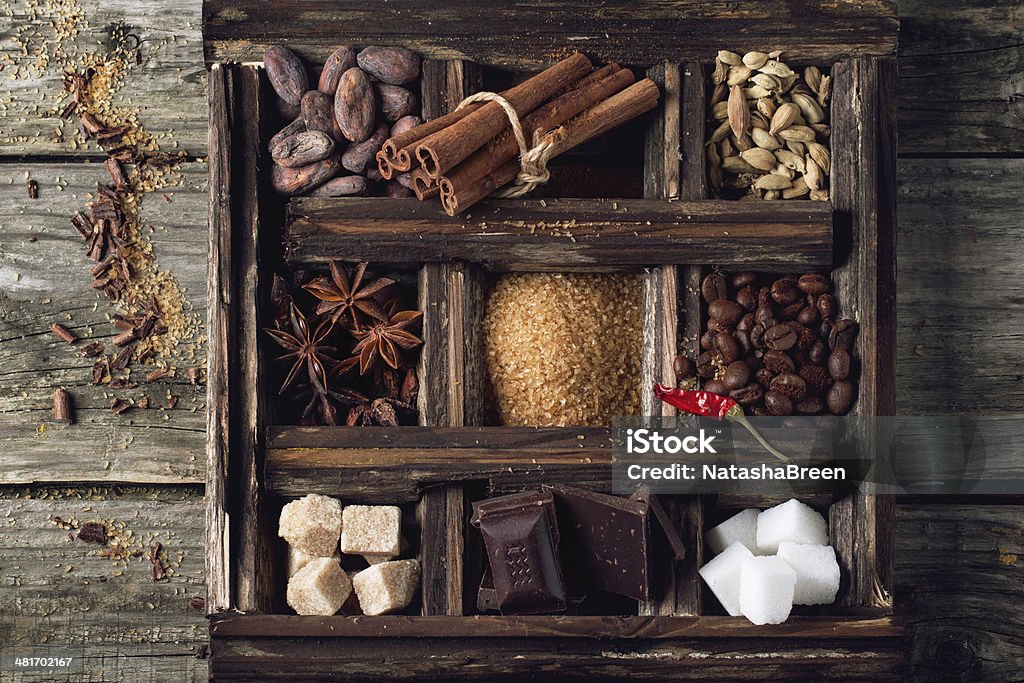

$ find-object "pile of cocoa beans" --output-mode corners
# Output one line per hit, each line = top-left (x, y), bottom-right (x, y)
(264, 45), (423, 197)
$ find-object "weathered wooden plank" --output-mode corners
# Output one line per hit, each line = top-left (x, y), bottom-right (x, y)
(896, 158), (1024, 414)
(287, 198), (834, 271)
(898, 0), (1024, 154)
(203, 0), (898, 67)
(897, 504), (1024, 682)
(0, 0), (207, 157)
(0, 161), (207, 485)
(0, 487), (208, 682)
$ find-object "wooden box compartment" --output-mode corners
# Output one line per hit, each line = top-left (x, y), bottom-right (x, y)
(204, 2), (900, 679)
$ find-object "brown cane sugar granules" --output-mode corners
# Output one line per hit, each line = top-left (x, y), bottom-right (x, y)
(483, 273), (642, 427)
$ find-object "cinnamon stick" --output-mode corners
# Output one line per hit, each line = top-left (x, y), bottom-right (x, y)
(414, 53), (592, 180)
(438, 67), (635, 215)
(410, 167), (440, 201)
(440, 78), (660, 215)
(53, 387), (73, 423)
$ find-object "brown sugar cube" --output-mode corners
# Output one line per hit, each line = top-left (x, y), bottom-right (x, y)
(288, 545), (341, 577)
(278, 494), (343, 557)
(340, 505), (401, 557)
(352, 559), (420, 616)
(286, 557), (352, 616)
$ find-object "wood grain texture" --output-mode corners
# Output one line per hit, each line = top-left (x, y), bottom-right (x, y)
(287, 198), (834, 270)
(0, 0), (207, 157)
(0, 161), (207, 485)
(203, 0), (898, 67)
(896, 158), (1024, 414)
(0, 488), (208, 682)
(898, 0), (1024, 154)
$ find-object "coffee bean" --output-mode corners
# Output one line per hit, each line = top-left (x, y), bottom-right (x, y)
(754, 303), (776, 326)
(809, 340), (827, 365)
(708, 299), (744, 326)
(700, 330), (717, 351)
(764, 323), (797, 351)
(673, 354), (695, 380)
(737, 312), (756, 333)
(713, 332), (740, 364)
(734, 329), (752, 355)
(764, 390), (793, 416)
(828, 348), (851, 380)
(829, 319), (859, 351)
(757, 286), (772, 306)
(799, 364), (832, 393)
(796, 396), (825, 414)
(736, 286), (757, 312)
(707, 318), (734, 334)
(798, 273), (831, 295)
(819, 320), (832, 340)
(817, 293), (836, 322)
(780, 300), (804, 321)
(730, 383), (763, 406)
(747, 354), (764, 371)
(770, 373), (808, 400)
(696, 351), (716, 379)
(752, 405), (771, 417)
(796, 306), (819, 327)
(723, 360), (751, 390)
(750, 322), (766, 350)
(763, 349), (795, 375)
(755, 367), (774, 387)
(771, 278), (801, 305)
(701, 273), (729, 304)
(704, 379), (729, 395)
(730, 271), (758, 290)
(827, 380), (854, 415)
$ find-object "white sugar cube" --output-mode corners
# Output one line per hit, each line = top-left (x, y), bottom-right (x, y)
(698, 541), (753, 616)
(341, 505), (402, 557)
(286, 557), (352, 616)
(352, 559), (420, 616)
(739, 555), (796, 625)
(777, 542), (840, 606)
(287, 545), (340, 577)
(707, 508), (760, 556)
(278, 494), (344, 557)
(756, 498), (828, 554)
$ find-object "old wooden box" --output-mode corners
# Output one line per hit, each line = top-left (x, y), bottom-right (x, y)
(203, 1), (901, 679)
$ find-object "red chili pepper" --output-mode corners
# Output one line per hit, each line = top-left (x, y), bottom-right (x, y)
(653, 384), (790, 462)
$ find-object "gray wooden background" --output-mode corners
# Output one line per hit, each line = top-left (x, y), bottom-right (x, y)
(0, 0), (1021, 680)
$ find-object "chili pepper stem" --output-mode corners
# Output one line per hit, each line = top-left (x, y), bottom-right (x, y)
(725, 404), (791, 462)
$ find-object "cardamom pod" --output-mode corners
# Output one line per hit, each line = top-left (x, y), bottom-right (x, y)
(818, 75), (832, 106)
(811, 123), (831, 139)
(804, 155), (824, 191)
(709, 119), (732, 144)
(785, 139), (807, 156)
(742, 51), (769, 69)
(713, 58), (728, 85)
(758, 60), (795, 78)
(750, 110), (770, 130)
(778, 125), (816, 142)
(763, 189), (781, 200)
(807, 142), (831, 175)
(774, 148), (805, 172)
(740, 147), (776, 172)
(707, 145), (723, 191)
(718, 50), (743, 66)
(791, 92), (825, 124)
(771, 162), (795, 180)
(733, 131), (754, 152)
(757, 97), (777, 119)
(810, 189), (830, 202)
(712, 100), (730, 120)
(750, 72), (781, 92)
(769, 102), (800, 134)
(804, 66), (822, 93)
(723, 155), (760, 175)
(754, 174), (792, 190)
(751, 127), (781, 150)
(727, 65), (753, 87)
(782, 176), (810, 199)
(711, 82), (727, 106)
(727, 85), (749, 139)
(744, 85), (771, 100)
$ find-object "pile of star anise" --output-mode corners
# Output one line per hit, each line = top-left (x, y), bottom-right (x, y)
(265, 262), (423, 426)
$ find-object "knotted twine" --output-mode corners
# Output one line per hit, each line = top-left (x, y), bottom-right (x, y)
(454, 91), (561, 198)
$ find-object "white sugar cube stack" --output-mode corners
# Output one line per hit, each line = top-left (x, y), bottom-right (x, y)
(699, 498), (838, 625)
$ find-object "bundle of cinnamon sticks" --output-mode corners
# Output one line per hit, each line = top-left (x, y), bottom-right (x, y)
(375, 53), (660, 216)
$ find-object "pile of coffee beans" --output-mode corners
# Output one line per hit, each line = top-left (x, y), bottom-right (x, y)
(264, 45), (423, 198)
(677, 271), (857, 416)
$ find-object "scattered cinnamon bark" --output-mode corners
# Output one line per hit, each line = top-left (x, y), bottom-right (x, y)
(110, 398), (132, 415)
(27, 179), (38, 199)
(77, 521), (109, 545)
(53, 388), (73, 423)
(51, 323), (77, 344)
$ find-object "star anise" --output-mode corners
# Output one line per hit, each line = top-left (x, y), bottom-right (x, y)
(302, 261), (394, 330)
(350, 301), (424, 375)
(265, 303), (337, 395)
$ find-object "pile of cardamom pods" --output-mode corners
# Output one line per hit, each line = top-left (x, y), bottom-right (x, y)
(706, 50), (831, 201)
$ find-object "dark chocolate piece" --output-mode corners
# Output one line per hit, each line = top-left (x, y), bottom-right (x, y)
(543, 484), (651, 601)
(476, 566), (499, 613)
(631, 486), (687, 561)
(472, 490), (566, 615)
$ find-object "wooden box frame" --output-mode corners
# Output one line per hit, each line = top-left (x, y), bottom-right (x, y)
(204, 2), (901, 679)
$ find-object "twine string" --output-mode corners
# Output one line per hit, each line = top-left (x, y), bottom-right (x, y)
(455, 91), (558, 197)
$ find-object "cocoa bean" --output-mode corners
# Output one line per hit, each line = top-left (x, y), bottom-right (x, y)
(357, 46), (421, 85)
(318, 46), (356, 95)
(264, 46), (308, 106)
(272, 155), (341, 195)
(390, 115), (422, 138)
(269, 115), (306, 151)
(302, 90), (343, 141)
(309, 176), (368, 197)
(271, 130), (335, 167)
(334, 67), (376, 142)
(342, 123), (389, 173)
(376, 84), (419, 122)
(384, 181), (413, 198)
